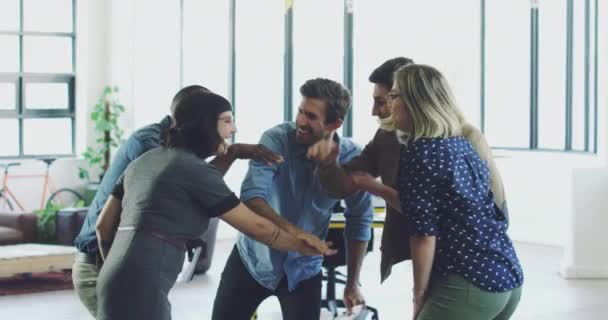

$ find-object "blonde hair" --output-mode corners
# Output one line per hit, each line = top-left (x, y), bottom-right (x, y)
(393, 64), (465, 141)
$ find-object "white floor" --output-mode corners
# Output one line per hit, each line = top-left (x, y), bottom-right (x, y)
(1, 235), (607, 319)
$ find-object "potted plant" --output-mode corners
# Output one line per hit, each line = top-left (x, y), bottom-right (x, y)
(79, 86), (125, 204)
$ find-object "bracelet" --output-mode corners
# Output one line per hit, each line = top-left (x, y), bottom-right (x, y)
(267, 225), (281, 247)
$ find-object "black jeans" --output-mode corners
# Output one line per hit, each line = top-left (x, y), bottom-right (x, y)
(212, 246), (322, 320)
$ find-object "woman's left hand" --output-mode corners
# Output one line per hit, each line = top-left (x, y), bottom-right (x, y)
(350, 172), (382, 194)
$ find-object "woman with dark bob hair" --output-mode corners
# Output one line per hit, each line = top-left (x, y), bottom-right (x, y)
(94, 87), (335, 320)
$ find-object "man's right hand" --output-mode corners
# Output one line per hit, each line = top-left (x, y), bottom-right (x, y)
(306, 131), (339, 166)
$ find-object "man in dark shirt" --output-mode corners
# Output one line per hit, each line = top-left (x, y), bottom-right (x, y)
(313, 57), (414, 283)
(72, 85), (283, 317)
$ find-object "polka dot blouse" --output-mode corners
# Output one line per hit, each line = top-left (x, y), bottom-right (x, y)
(398, 136), (524, 293)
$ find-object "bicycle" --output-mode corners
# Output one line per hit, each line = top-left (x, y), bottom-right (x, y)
(0, 158), (84, 212)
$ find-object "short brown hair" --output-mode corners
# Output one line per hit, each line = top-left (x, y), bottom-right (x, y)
(369, 57), (414, 89)
(300, 78), (351, 124)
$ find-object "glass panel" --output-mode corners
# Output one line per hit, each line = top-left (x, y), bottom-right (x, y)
(132, 0), (180, 127)
(23, 118), (72, 155)
(182, 0), (230, 98)
(234, 0), (284, 144)
(590, 0), (598, 152)
(0, 119), (19, 157)
(352, 0), (393, 146)
(484, 0), (531, 148)
(0, 0), (20, 31)
(0, 36), (20, 72)
(25, 83), (69, 109)
(0, 83), (16, 110)
(24, 36), (72, 73)
(292, 0), (344, 133)
(24, 0), (73, 33)
(571, 0), (587, 151)
(538, 0), (567, 150)
(352, 0), (480, 146)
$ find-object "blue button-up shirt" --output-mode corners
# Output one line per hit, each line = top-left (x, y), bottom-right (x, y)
(74, 116), (172, 254)
(237, 122), (373, 291)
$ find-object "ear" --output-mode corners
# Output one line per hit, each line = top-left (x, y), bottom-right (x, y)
(326, 118), (343, 131)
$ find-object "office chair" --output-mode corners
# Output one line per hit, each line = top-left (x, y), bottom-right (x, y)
(321, 203), (379, 319)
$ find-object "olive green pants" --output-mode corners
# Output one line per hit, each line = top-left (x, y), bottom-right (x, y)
(418, 273), (522, 320)
(72, 260), (99, 318)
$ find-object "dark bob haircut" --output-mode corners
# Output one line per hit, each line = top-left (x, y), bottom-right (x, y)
(163, 85), (232, 158)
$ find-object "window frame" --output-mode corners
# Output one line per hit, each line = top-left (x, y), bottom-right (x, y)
(480, 0), (600, 153)
(0, 0), (76, 159)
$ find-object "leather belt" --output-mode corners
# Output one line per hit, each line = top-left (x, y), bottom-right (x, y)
(117, 226), (206, 262)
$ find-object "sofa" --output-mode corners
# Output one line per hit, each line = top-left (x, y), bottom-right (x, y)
(55, 207), (88, 246)
(0, 212), (38, 245)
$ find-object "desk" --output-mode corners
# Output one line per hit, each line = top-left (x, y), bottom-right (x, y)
(329, 208), (386, 229)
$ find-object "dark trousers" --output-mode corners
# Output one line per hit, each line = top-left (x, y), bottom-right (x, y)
(212, 246), (322, 320)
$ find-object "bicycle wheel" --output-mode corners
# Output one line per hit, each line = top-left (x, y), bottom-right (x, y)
(46, 188), (85, 209)
(0, 192), (15, 212)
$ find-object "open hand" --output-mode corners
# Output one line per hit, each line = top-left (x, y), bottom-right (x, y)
(296, 232), (337, 256)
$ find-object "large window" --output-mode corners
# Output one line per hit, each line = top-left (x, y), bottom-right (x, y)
(483, 0), (531, 149)
(176, 0), (601, 154)
(182, 0), (230, 98)
(233, 0), (285, 144)
(0, 0), (76, 158)
(132, 0), (180, 128)
(292, 0), (344, 135)
(483, 0), (600, 152)
(352, 0), (480, 147)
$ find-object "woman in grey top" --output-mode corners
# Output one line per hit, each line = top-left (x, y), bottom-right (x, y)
(95, 88), (335, 320)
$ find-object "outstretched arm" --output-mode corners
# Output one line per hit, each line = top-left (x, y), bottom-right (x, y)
(350, 172), (401, 213)
(311, 131), (381, 199)
(220, 202), (336, 256)
(244, 197), (332, 254)
(210, 143), (284, 176)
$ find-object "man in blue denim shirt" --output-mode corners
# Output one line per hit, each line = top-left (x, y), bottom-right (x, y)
(212, 79), (373, 320)
(72, 85), (284, 317)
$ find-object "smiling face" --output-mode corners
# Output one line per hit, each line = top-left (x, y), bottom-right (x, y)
(217, 111), (236, 141)
(371, 84), (392, 120)
(294, 97), (341, 145)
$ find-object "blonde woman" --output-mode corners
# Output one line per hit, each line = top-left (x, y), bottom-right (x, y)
(353, 64), (524, 320)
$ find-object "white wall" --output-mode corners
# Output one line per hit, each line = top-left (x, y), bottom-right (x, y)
(493, 150), (605, 246)
(561, 168), (608, 278)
